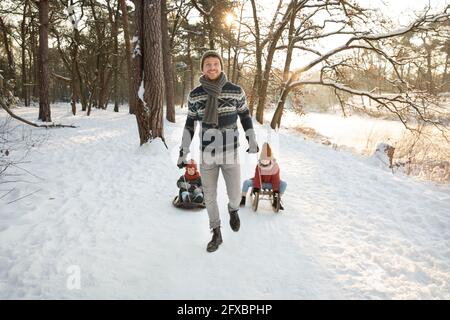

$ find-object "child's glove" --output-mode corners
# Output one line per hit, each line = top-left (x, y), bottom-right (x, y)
(188, 185), (196, 192)
(183, 183), (191, 190)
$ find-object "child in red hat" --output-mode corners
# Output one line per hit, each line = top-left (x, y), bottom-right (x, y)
(177, 159), (204, 203)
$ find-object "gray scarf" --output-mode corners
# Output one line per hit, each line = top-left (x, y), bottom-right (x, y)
(199, 72), (227, 127)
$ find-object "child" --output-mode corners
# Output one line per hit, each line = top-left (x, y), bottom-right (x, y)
(241, 143), (286, 210)
(177, 159), (204, 204)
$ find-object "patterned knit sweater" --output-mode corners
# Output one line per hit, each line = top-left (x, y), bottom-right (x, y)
(180, 82), (257, 154)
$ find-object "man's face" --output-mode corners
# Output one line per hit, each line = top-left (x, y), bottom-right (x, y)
(202, 56), (222, 81)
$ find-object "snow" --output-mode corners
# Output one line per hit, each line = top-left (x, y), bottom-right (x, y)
(137, 75), (148, 113)
(132, 39), (141, 58)
(66, 5), (80, 31)
(0, 104), (449, 299)
(269, 109), (406, 154)
(138, 79), (145, 103)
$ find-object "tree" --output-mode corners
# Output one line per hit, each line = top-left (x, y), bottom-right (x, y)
(272, 7), (450, 131)
(20, 0), (30, 106)
(161, 0), (175, 122)
(132, 0), (165, 145)
(119, 0), (136, 114)
(106, 0), (120, 112)
(0, 15), (17, 97)
(38, 0), (51, 122)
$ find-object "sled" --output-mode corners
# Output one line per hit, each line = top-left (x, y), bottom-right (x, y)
(172, 195), (206, 209)
(251, 188), (281, 213)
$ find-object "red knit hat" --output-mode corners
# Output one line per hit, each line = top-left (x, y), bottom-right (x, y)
(185, 159), (197, 171)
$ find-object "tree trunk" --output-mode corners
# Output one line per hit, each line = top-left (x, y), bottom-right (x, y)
(248, 0), (261, 115)
(143, 0), (164, 140)
(255, 1), (294, 124)
(271, 81), (292, 129)
(38, 0), (51, 122)
(180, 71), (186, 109)
(119, 0), (136, 114)
(187, 35), (194, 90)
(255, 43), (277, 123)
(161, 0), (175, 122)
(207, 18), (215, 49)
(132, 0), (145, 140)
(231, 3), (244, 84)
(74, 28), (87, 111)
(112, 4), (120, 112)
(0, 17), (17, 96)
(271, 1), (297, 129)
(71, 30), (79, 115)
(425, 45), (434, 94)
(21, 0), (29, 106)
(70, 57), (78, 115)
(90, 0), (109, 109)
(133, 0), (165, 145)
(31, 19), (39, 99)
(442, 45), (449, 90)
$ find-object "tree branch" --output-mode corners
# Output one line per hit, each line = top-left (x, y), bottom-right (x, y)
(0, 99), (77, 128)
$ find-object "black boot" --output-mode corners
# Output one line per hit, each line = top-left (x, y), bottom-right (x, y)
(229, 209), (240, 232)
(272, 192), (283, 210)
(240, 196), (246, 207)
(207, 227), (223, 252)
(193, 194), (204, 203)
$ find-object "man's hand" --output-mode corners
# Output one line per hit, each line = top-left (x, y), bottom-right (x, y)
(246, 143), (259, 154)
(177, 149), (188, 168)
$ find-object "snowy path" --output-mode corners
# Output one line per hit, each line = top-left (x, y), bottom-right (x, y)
(0, 105), (449, 299)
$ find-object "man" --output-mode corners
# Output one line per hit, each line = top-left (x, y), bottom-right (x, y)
(178, 50), (258, 253)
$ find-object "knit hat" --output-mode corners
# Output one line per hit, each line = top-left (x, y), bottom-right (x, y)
(259, 142), (274, 162)
(185, 159), (197, 171)
(200, 50), (224, 71)
(184, 159), (200, 180)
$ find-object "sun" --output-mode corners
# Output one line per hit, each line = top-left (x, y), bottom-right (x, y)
(224, 12), (235, 26)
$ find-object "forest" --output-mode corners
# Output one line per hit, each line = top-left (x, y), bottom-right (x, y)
(1, 0), (449, 176)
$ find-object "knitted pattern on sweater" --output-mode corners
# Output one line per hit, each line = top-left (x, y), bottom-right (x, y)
(181, 82), (256, 154)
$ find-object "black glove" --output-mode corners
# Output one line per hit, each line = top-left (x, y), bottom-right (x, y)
(177, 149), (188, 169)
(188, 185), (196, 192)
(252, 187), (260, 195)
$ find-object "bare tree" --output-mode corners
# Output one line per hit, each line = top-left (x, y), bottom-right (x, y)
(106, 0), (120, 112)
(191, 0), (215, 49)
(20, 0), (30, 106)
(161, 0), (175, 122)
(119, 0), (136, 114)
(132, 0), (166, 146)
(38, 0), (51, 122)
(271, 7), (450, 131)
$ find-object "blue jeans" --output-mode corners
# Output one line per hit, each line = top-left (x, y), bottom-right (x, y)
(181, 188), (203, 202)
(242, 179), (287, 194)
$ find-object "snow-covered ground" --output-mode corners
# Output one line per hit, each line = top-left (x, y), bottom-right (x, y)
(0, 104), (449, 299)
(265, 108), (406, 155)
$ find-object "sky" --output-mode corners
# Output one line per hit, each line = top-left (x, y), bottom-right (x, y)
(236, 0), (450, 71)
(184, 0), (449, 72)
